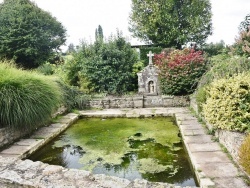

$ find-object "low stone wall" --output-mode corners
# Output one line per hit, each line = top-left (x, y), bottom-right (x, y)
(89, 95), (189, 109)
(0, 128), (29, 149)
(0, 107), (68, 150)
(216, 130), (246, 161)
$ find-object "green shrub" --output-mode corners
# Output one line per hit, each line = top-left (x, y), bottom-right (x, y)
(198, 55), (250, 88)
(0, 62), (62, 130)
(203, 73), (250, 132)
(202, 41), (227, 57)
(57, 81), (90, 111)
(155, 49), (207, 95)
(195, 86), (207, 113)
(239, 134), (250, 175)
(84, 32), (139, 95)
(36, 62), (55, 75)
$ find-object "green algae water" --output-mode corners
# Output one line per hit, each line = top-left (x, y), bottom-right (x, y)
(29, 117), (197, 186)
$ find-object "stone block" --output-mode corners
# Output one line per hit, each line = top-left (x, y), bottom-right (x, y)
(191, 151), (231, 164)
(188, 143), (221, 152)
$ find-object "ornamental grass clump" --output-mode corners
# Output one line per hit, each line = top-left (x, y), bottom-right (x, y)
(0, 62), (62, 130)
(154, 48), (207, 95)
(203, 73), (250, 132)
(239, 134), (250, 175)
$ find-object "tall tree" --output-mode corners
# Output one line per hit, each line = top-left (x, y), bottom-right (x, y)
(95, 25), (104, 42)
(67, 43), (76, 54)
(239, 14), (250, 32)
(0, 0), (66, 68)
(129, 0), (212, 49)
(232, 14), (250, 57)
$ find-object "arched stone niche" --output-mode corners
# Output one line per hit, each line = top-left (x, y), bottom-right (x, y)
(137, 51), (160, 96)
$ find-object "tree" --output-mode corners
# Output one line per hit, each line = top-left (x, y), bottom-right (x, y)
(231, 14), (250, 57)
(239, 14), (250, 32)
(95, 25), (104, 42)
(202, 40), (226, 56)
(0, 0), (66, 68)
(67, 43), (76, 54)
(85, 31), (139, 94)
(129, 0), (212, 49)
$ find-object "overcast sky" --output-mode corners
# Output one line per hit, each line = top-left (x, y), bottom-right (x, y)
(1, 0), (250, 49)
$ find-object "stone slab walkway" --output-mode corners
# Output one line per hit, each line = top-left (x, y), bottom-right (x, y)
(0, 108), (248, 188)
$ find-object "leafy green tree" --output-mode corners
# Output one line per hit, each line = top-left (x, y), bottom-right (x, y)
(85, 31), (139, 94)
(129, 0), (212, 49)
(0, 0), (66, 68)
(95, 25), (104, 42)
(67, 43), (76, 54)
(239, 14), (250, 32)
(231, 14), (250, 57)
(202, 41), (226, 56)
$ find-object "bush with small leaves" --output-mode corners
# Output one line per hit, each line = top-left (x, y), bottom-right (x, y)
(203, 73), (250, 132)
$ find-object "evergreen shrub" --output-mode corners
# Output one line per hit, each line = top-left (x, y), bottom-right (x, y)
(203, 73), (250, 132)
(0, 62), (62, 130)
(239, 133), (250, 175)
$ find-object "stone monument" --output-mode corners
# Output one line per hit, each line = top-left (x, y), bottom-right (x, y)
(137, 51), (160, 96)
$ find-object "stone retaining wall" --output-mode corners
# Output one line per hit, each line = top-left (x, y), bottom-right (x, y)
(0, 128), (28, 149)
(0, 106), (68, 150)
(216, 130), (246, 161)
(89, 95), (189, 109)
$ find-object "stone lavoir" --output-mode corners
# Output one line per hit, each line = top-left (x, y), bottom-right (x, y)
(28, 117), (197, 187)
(0, 108), (248, 187)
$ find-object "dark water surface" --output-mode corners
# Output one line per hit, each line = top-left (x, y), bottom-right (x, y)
(29, 117), (197, 186)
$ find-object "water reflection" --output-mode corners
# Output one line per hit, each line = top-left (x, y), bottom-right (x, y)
(30, 136), (196, 186)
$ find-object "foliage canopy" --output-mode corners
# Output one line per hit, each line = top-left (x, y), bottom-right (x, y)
(85, 32), (139, 94)
(129, 0), (212, 48)
(58, 30), (139, 95)
(0, 0), (66, 68)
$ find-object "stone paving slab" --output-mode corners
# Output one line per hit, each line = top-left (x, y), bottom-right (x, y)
(0, 153), (20, 159)
(213, 177), (249, 188)
(191, 151), (231, 164)
(0, 145), (30, 156)
(182, 129), (206, 136)
(179, 123), (204, 130)
(188, 143), (221, 152)
(50, 123), (67, 129)
(81, 109), (126, 117)
(15, 139), (44, 147)
(175, 115), (197, 121)
(197, 162), (241, 178)
(184, 135), (213, 144)
(30, 127), (61, 140)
